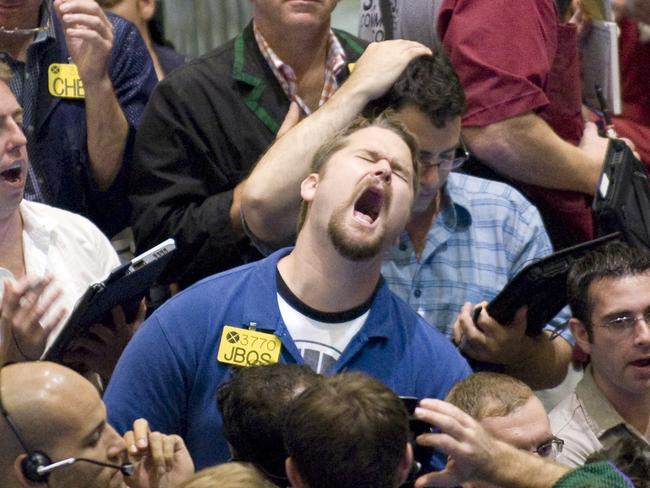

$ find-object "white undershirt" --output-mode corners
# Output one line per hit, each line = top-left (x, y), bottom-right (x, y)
(278, 293), (368, 374)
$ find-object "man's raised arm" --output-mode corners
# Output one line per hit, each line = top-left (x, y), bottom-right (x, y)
(240, 40), (431, 249)
(54, 0), (130, 191)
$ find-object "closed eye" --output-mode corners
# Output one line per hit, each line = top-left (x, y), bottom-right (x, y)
(392, 168), (408, 182)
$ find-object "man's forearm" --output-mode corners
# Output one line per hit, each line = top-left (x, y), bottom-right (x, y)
(504, 332), (573, 390)
(463, 113), (603, 195)
(241, 39), (432, 246)
(84, 77), (129, 191)
(241, 82), (371, 245)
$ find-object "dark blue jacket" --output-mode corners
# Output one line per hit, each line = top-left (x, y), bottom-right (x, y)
(129, 23), (366, 287)
(30, 12), (156, 236)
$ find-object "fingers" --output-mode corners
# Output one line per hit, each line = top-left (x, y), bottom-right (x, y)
(59, 12), (112, 38)
(3, 276), (50, 319)
(145, 432), (183, 474)
(414, 469), (456, 487)
(55, 0), (110, 22)
(39, 302), (67, 337)
(451, 303), (470, 345)
(2, 276), (64, 360)
(134, 299), (147, 324)
(124, 418), (150, 458)
(87, 323), (115, 345)
(455, 302), (487, 355)
(348, 40), (432, 101)
(55, 0), (112, 42)
(415, 399), (473, 436)
(125, 419), (184, 474)
(133, 418), (150, 450)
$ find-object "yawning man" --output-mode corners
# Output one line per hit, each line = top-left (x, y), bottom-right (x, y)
(104, 114), (471, 472)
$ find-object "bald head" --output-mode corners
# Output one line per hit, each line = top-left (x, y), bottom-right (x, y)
(0, 362), (102, 481)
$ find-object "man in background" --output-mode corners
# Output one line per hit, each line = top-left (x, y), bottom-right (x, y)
(129, 0), (367, 288)
(359, 0), (613, 249)
(284, 372), (413, 488)
(550, 241), (650, 466)
(0, 0), (156, 236)
(0, 362), (193, 487)
(218, 364), (322, 486)
(446, 372), (564, 487)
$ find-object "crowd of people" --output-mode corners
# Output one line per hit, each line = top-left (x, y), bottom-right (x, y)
(1, 0), (649, 486)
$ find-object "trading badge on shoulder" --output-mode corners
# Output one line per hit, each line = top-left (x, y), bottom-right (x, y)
(48, 63), (85, 99)
(217, 323), (281, 367)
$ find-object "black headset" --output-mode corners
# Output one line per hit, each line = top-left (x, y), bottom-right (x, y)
(0, 365), (134, 482)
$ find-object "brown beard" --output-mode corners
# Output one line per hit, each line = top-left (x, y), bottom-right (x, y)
(327, 201), (385, 261)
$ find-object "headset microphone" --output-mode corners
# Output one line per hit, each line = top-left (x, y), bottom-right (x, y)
(36, 458), (135, 477)
(1, 366), (134, 483)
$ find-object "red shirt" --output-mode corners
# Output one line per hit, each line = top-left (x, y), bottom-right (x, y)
(438, 0), (593, 248)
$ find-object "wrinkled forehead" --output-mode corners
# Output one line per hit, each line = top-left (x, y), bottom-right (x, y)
(323, 126), (416, 184)
(349, 126), (413, 160)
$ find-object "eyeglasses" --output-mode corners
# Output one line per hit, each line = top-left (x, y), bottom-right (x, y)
(420, 139), (470, 171)
(597, 310), (650, 332)
(535, 437), (564, 459)
(0, 17), (50, 36)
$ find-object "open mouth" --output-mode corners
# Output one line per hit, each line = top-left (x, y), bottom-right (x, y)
(630, 358), (650, 368)
(0, 163), (23, 184)
(353, 187), (384, 225)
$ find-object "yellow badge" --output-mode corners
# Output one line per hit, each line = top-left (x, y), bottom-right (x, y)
(48, 64), (85, 99)
(348, 62), (356, 73)
(217, 325), (281, 367)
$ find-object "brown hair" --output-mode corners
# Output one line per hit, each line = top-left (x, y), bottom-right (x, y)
(217, 364), (322, 485)
(445, 372), (533, 420)
(296, 112), (420, 232)
(180, 462), (276, 488)
(567, 240), (650, 340)
(366, 50), (466, 129)
(284, 372), (409, 488)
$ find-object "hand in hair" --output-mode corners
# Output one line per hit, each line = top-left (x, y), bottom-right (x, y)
(344, 40), (432, 102)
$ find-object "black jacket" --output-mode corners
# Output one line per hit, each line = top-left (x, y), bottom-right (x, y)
(129, 22), (365, 287)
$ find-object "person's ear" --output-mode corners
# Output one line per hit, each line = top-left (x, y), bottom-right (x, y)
(397, 442), (414, 486)
(300, 173), (320, 204)
(13, 454), (46, 488)
(285, 457), (306, 488)
(570, 318), (592, 355)
(137, 0), (156, 21)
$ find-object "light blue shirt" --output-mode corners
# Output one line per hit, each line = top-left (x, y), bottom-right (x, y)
(382, 173), (572, 343)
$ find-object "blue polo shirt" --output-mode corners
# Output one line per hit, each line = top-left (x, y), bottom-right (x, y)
(105, 248), (471, 470)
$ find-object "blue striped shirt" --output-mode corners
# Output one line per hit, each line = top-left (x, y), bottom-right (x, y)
(382, 173), (572, 343)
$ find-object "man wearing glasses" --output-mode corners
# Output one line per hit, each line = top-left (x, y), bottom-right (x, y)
(445, 372), (565, 482)
(0, 0), (155, 237)
(242, 46), (573, 391)
(550, 241), (650, 466)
